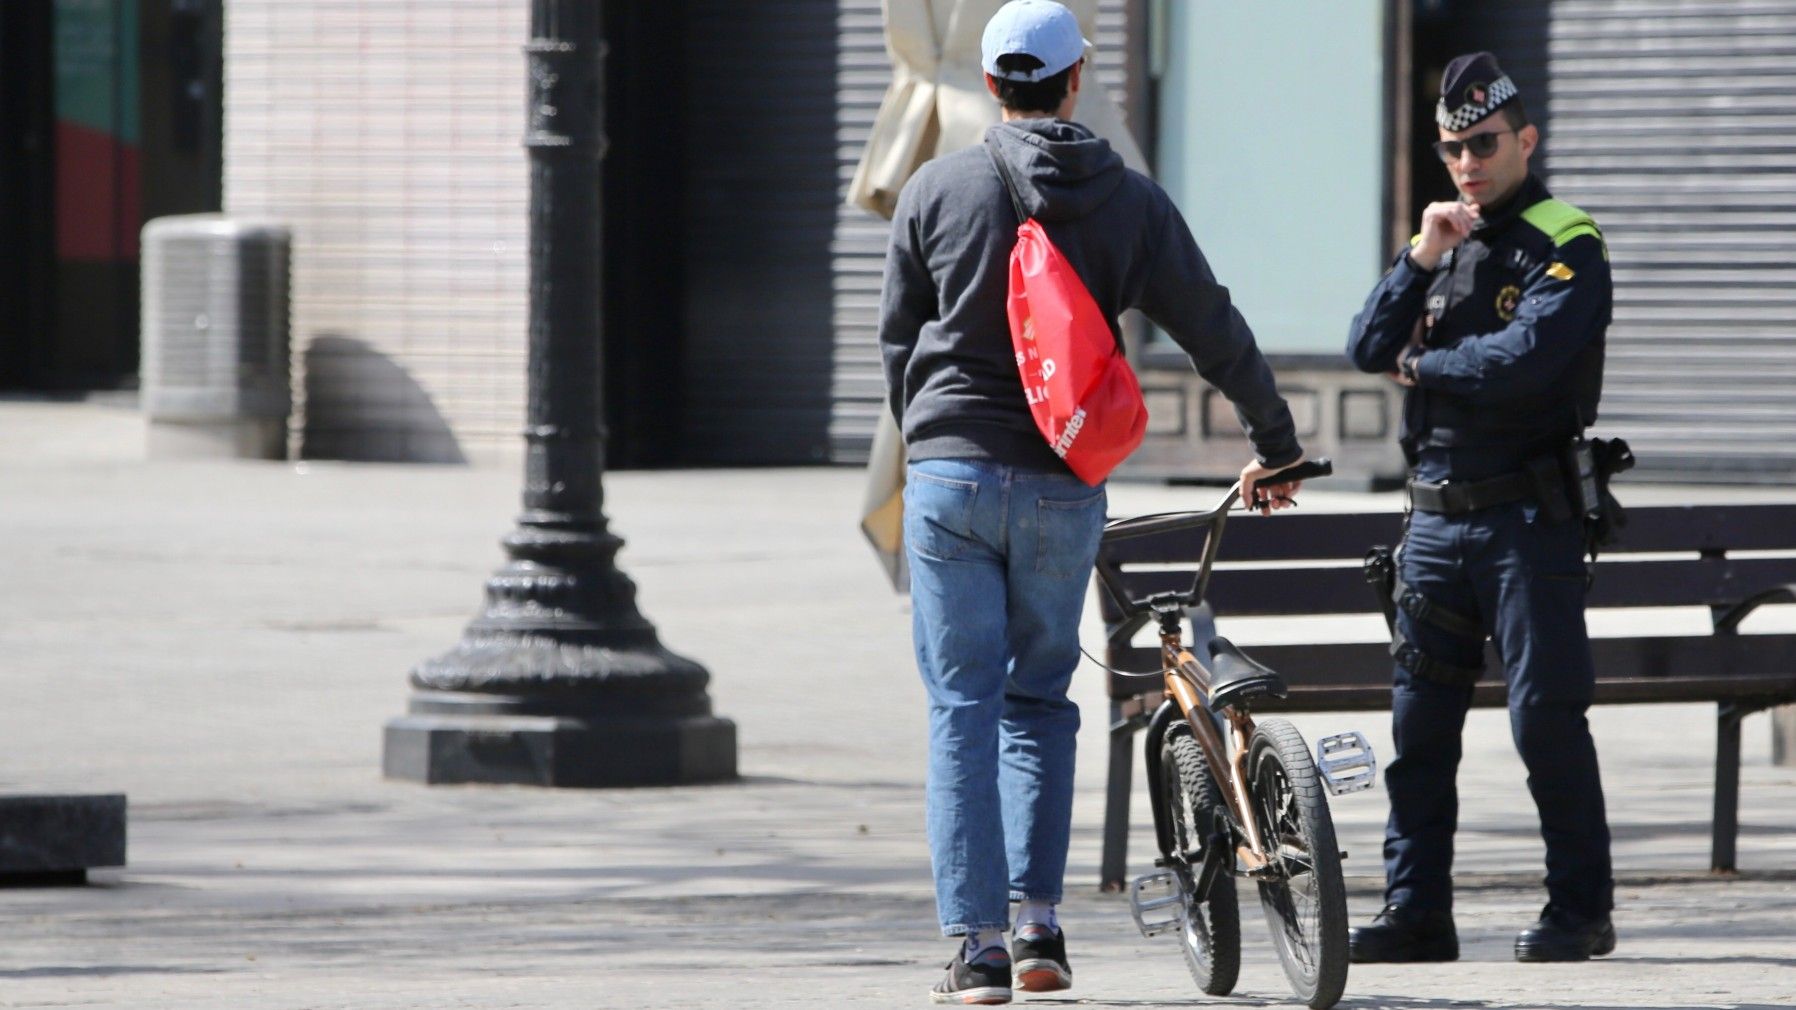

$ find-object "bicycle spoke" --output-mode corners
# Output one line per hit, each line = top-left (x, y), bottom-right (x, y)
(1254, 754), (1325, 980)
(1161, 730), (1241, 997)
(1244, 719), (1349, 1010)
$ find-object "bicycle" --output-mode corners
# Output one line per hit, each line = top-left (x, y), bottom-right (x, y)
(1091, 458), (1375, 1010)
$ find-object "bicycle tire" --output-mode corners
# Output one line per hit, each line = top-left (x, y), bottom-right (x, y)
(1247, 718), (1349, 1010)
(1160, 727), (1241, 996)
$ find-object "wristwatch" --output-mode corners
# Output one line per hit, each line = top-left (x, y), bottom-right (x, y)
(1399, 345), (1424, 384)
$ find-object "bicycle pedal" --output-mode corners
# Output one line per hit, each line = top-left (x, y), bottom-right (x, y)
(1127, 871), (1184, 938)
(1316, 731), (1377, 795)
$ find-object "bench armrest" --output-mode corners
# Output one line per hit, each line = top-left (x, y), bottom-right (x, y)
(1713, 584), (1796, 635)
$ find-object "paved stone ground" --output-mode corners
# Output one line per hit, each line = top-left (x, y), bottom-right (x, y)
(1, 398), (1793, 1008)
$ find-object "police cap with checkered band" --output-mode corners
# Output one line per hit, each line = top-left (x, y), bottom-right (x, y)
(1436, 51), (1518, 131)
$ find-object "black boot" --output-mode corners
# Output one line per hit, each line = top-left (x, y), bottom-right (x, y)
(1349, 903), (1459, 963)
(1514, 904), (1615, 962)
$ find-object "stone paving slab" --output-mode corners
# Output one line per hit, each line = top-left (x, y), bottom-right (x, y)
(0, 399), (1793, 1008)
(5, 870), (1793, 1008)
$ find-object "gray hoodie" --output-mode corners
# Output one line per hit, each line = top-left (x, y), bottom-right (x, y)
(879, 118), (1300, 472)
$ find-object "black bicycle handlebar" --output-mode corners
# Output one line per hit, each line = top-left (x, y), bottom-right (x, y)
(1101, 458), (1333, 543)
(1094, 458), (1333, 618)
(1257, 457), (1334, 488)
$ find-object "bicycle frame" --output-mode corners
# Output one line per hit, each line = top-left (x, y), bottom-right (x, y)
(1095, 460), (1333, 878)
(1097, 481), (1276, 874)
(1158, 626), (1275, 873)
(1107, 459), (1354, 1010)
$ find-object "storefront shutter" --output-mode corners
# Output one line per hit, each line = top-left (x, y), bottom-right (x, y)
(828, 0), (1135, 463)
(1544, 0), (1796, 481)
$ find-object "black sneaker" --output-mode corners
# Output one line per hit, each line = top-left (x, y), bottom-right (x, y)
(930, 944), (1011, 1005)
(1011, 926), (1071, 992)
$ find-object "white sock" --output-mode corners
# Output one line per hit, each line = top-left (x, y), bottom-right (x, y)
(1015, 899), (1058, 936)
(964, 928), (1007, 960)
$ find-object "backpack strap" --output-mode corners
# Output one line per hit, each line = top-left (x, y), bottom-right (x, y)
(983, 136), (1031, 224)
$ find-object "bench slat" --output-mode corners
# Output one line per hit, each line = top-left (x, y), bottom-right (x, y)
(1101, 503), (1796, 566)
(1100, 556), (1796, 619)
(1106, 634), (1796, 700)
(1250, 677), (1796, 712)
(1101, 512), (1400, 565)
(1609, 503), (1796, 554)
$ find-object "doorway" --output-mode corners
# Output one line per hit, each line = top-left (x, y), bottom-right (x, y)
(0, 0), (221, 393)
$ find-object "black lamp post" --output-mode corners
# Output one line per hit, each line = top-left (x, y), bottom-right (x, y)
(383, 0), (735, 787)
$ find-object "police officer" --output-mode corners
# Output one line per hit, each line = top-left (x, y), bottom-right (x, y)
(1345, 52), (1617, 964)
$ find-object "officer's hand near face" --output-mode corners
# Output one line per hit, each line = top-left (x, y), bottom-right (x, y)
(1409, 201), (1482, 271)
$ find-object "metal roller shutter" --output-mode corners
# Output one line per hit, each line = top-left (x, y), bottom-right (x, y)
(829, 0), (1137, 464)
(683, 0), (1133, 466)
(681, 0), (842, 465)
(1544, 0), (1796, 481)
(1461, 0), (1553, 173)
(831, 0), (894, 465)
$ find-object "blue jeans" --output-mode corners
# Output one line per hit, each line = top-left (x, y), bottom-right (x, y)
(903, 458), (1106, 935)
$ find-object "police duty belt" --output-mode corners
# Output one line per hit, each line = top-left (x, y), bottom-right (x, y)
(1406, 470), (1536, 515)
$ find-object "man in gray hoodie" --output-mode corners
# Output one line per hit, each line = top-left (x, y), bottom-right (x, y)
(878, 2), (1304, 1003)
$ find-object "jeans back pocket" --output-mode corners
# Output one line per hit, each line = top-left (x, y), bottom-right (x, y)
(904, 469), (980, 562)
(1035, 487), (1106, 579)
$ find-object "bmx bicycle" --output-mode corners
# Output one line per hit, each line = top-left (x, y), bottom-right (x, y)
(1092, 458), (1375, 1010)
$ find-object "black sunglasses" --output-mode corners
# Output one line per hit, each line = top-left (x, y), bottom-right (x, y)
(1432, 128), (1514, 161)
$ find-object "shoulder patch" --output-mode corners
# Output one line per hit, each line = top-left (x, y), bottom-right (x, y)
(1546, 261), (1575, 281)
(1521, 198), (1603, 248)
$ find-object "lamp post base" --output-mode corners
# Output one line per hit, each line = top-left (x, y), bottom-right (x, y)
(384, 703), (736, 787)
(385, 0), (735, 791)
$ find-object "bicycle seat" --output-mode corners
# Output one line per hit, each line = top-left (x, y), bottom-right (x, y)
(1205, 637), (1287, 712)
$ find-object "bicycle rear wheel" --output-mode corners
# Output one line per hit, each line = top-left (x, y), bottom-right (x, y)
(1160, 727), (1240, 996)
(1247, 718), (1349, 1010)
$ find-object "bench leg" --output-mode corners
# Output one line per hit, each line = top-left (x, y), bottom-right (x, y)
(1712, 702), (1745, 873)
(1101, 700), (1135, 892)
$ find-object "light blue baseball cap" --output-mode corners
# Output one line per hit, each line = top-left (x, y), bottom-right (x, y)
(981, 0), (1089, 82)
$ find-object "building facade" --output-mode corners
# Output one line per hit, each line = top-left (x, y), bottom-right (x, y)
(7, 1), (1796, 483)
(0, 0), (222, 392)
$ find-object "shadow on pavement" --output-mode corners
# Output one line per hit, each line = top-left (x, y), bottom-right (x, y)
(1603, 954), (1796, 968)
(0, 965), (231, 979)
(1343, 992), (1788, 999)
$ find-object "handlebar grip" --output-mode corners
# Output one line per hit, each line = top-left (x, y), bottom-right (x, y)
(1259, 457), (1333, 488)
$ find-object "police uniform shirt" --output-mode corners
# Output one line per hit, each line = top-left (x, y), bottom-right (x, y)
(1346, 174), (1613, 483)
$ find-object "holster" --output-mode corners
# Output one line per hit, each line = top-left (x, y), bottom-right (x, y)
(1537, 436), (1637, 557)
(1586, 436), (1636, 549)
(1364, 546), (1399, 634)
(1363, 543), (1485, 687)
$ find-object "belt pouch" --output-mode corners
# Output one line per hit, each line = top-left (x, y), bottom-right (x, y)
(1526, 454), (1573, 523)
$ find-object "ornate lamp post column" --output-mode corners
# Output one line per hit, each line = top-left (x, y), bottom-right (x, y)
(383, 0), (735, 787)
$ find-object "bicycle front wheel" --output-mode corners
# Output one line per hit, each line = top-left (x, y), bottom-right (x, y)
(1160, 726), (1240, 996)
(1248, 718), (1349, 1010)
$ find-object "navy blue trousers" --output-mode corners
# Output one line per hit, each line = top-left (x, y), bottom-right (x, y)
(1383, 503), (1615, 918)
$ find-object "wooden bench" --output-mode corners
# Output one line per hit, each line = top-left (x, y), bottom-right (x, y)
(1094, 503), (1796, 891)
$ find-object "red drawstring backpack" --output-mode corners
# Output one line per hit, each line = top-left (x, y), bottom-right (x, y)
(986, 139), (1147, 486)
